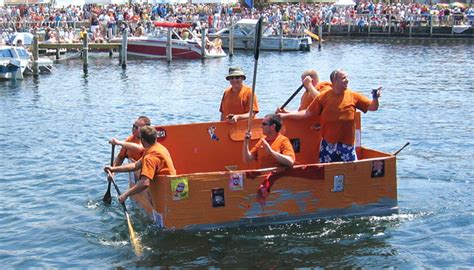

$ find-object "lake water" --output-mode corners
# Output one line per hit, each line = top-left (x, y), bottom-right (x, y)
(1, 38), (473, 268)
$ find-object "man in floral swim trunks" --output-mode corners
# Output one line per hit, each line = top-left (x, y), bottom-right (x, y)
(278, 69), (382, 163)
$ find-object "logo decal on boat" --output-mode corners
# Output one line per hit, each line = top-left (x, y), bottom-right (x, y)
(332, 175), (344, 192)
(212, 188), (225, 207)
(208, 126), (219, 141)
(171, 177), (189, 200)
(229, 173), (244, 191)
(155, 127), (167, 141)
(371, 160), (385, 178)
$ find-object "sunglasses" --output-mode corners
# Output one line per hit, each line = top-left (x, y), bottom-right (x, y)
(228, 76), (242, 80)
(261, 122), (272, 126)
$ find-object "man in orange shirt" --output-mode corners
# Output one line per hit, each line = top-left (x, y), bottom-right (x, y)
(219, 67), (259, 123)
(278, 69), (381, 163)
(105, 126), (176, 203)
(243, 114), (295, 168)
(109, 116), (150, 167)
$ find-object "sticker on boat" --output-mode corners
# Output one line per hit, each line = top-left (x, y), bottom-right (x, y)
(212, 188), (225, 207)
(371, 160), (385, 178)
(228, 173), (244, 191)
(155, 127), (167, 141)
(171, 178), (189, 200)
(208, 126), (219, 141)
(332, 175), (345, 192)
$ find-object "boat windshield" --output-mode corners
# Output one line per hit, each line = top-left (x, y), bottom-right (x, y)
(0, 49), (14, 58)
(16, 48), (30, 59)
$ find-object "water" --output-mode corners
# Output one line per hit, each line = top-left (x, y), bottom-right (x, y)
(1, 38), (473, 268)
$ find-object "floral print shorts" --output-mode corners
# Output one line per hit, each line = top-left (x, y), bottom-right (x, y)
(319, 140), (357, 163)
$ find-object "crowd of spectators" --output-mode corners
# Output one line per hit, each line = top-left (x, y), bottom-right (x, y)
(0, 1), (472, 42)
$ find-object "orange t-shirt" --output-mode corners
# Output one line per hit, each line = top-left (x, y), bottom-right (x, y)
(117, 135), (144, 162)
(298, 81), (332, 111)
(250, 134), (295, 169)
(307, 88), (371, 145)
(219, 84), (259, 117)
(140, 143), (176, 181)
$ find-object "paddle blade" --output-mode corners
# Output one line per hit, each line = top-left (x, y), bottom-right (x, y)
(253, 17), (264, 60)
(102, 184), (112, 204)
(125, 211), (143, 257)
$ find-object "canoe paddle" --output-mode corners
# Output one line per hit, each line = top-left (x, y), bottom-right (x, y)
(393, 142), (410, 156)
(106, 170), (143, 257)
(247, 17), (264, 134)
(280, 83), (305, 110)
(102, 143), (115, 204)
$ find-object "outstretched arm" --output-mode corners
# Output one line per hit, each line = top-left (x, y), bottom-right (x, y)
(118, 175), (150, 203)
(105, 160), (142, 174)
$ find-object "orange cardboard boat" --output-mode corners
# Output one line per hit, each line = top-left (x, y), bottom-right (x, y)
(128, 113), (397, 230)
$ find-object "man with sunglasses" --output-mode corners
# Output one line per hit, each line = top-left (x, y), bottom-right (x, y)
(109, 116), (151, 167)
(242, 114), (295, 168)
(219, 66), (259, 123)
(105, 126), (176, 204)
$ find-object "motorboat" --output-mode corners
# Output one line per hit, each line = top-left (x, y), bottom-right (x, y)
(113, 22), (226, 60)
(122, 113), (399, 230)
(0, 46), (30, 80)
(211, 19), (312, 51)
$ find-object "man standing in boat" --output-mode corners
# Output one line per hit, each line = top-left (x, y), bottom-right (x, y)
(278, 69), (381, 163)
(242, 114), (295, 168)
(109, 116), (150, 167)
(219, 67), (259, 123)
(277, 69), (332, 113)
(104, 126), (176, 203)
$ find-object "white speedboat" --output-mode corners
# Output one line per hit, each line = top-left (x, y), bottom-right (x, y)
(0, 46), (30, 80)
(211, 19), (312, 51)
(114, 22), (226, 60)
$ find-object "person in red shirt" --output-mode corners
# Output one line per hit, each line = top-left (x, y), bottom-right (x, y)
(105, 126), (176, 203)
(242, 114), (295, 168)
(278, 69), (381, 163)
(219, 67), (259, 123)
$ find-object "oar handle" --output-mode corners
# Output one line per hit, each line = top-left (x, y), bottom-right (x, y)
(280, 84), (305, 110)
(110, 144), (115, 166)
(393, 142), (410, 156)
(247, 17), (264, 134)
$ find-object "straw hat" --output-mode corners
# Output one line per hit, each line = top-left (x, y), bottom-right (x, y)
(226, 67), (246, 80)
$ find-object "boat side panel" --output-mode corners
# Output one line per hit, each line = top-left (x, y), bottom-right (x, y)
(144, 155), (397, 229)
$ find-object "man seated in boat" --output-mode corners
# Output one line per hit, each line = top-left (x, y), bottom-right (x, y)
(109, 116), (151, 168)
(243, 114), (295, 168)
(219, 67), (259, 123)
(105, 126), (176, 204)
(278, 69), (381, 163)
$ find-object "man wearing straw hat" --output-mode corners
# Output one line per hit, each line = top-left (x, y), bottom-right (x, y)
(219, 67), (260, 123)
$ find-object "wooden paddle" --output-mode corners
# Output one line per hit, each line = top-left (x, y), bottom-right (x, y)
(247, 17), (264, 134)
(280, 83), (305, 110)
(102, 144), (115, 204)
(106, 170), (143, 257)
